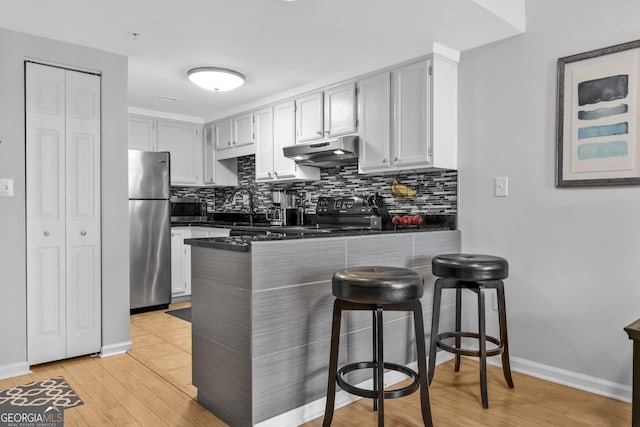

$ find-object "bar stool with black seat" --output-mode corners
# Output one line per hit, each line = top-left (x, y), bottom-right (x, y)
(323, 266), (433, 427)
(428, 254), (514, 409)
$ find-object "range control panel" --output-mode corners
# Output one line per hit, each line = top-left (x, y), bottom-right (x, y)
(316, 196), (372, 216)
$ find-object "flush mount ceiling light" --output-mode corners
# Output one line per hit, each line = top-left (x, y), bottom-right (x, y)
(187, 67), (245, 92)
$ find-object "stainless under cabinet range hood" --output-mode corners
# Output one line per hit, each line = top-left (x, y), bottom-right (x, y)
(283, 135), (358, 167)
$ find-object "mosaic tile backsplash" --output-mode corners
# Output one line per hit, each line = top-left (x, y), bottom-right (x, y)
(171, 155), (457, 216)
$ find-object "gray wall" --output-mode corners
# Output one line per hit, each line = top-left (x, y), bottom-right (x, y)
(458, 0), (640, 388)
(0, 28), (130, 373)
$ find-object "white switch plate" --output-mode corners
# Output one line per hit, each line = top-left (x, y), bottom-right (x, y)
(0, 178), (13, 197)
(495, 176), (508, 197)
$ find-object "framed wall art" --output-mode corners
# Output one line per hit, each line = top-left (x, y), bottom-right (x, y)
(556, 39), (640, 187)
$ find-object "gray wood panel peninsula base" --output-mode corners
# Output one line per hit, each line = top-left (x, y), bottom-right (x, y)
(187, 230), (460, 426)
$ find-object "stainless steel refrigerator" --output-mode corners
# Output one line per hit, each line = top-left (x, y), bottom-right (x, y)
(129, 150), (172, 311)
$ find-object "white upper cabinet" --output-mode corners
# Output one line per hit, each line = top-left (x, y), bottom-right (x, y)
(203, 125), (238, 186)
(357, 72), (391, 173)
(214, 118), (232, 150)
(392, 59), (431, 167)
(295, 92), (324, 143)
(324, 82), (357, 138)
(256, 101), (319, 182)
(157, 121), (202, 186)
(254, 106), (275, 181)
(295, 83), (357, 143)
(358, 55), (458, 174)
(215, 113), (256, 159)
(233, 112), (254, 147)
(128, 116), (156, 151)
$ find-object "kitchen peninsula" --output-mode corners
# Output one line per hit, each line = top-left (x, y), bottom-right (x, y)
(186, 228), (460, 426)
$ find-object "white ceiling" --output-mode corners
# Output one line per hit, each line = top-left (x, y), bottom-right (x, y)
(0, 0), (524, 123)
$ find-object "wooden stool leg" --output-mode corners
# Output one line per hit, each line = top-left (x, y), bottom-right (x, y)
(477, 287), (489, 409)
(496, 281), (514, 388)
(413, 301), (434, 427)
(376, 306), (385, 427)
(372, 310), (379, 411)
(428, 279), (443, 385)
(454, 286), (462, 372)
(323, 299), (343, 427)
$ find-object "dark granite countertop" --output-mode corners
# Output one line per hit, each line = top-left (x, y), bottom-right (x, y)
(184, 222), (457, 252)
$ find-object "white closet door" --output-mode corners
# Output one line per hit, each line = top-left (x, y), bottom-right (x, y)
(26, 62), (101, 365)
(26, 63), (67, 364)
(64, 70), (101, 357)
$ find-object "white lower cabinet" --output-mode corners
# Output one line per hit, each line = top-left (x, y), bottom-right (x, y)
(171, 227), (230, 300)
(26, 62), (102, 365)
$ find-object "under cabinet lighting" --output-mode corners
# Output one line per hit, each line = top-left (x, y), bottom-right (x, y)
(187, 67), (245, 92)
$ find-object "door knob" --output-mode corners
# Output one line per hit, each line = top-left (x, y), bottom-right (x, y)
(43, 231), (50, 236)
(81, 230), (87, 236)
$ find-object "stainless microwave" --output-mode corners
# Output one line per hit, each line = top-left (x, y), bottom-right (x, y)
(170, 197), (207, 223)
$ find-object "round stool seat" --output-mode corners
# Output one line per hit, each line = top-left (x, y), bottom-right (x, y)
(432, 254), (508, 281)
(332, 266), (423, 304)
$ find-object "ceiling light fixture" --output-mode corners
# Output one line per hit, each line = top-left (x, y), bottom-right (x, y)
(187, 67), (245, 92)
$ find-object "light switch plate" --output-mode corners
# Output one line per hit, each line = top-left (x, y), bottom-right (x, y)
(495, 177), (508, 197)
(0, 178), (13, 197)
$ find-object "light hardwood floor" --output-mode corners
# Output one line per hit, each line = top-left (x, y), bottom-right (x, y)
(0, 303), (631, 426)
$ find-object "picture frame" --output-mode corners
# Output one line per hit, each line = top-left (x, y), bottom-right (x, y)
(556, 39), (640, 187)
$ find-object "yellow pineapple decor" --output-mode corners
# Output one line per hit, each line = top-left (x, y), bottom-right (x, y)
(391, 177), (417, 198)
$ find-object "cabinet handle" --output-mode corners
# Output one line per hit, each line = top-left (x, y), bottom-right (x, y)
(394, 156), (398, 162)
(267, 172), (272, 177)
(43, 231), (50, 236)
(325, 130), (330, 135)
(80, 230), (87, 236)
(274, 172), (278, 177)
(316, 131), (323, 136)
(382, 159), (387, 164)
(227, 141), (231, 146)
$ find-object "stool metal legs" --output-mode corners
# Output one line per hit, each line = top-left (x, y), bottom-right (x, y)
(323, 300), (433, 427)
(497, 282), (514, 388)
(428, 278), (514, 408)
(323, 299), (343, 427)
(412, 301), (434, 426)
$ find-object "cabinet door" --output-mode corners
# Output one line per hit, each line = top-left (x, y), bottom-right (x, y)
(157, 121), (201, 185)
(254, 107), (275, 181)
(392, 60), (431, 167)
(203, 125), (215, 185)
(357, 72), (391, 172)
(171, 229), (190, 296)
(128, 117), (155, 150)
(64, 69), (102, 357)
(273, 100), (298, 179)
(233, 112), (254, 147)
(324, 82), (357, 137)
(295, 92), (324, 143)
(215, 119), (233, 150)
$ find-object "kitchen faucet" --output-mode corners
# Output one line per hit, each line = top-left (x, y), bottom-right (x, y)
(225, 183), (259, 226)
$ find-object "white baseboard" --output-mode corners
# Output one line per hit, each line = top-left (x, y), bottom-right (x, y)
(487, 356), (632, 403)
(0, 362), (31, 380)
(255, 352), (454, 427)
(100, 341), (133, 358)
